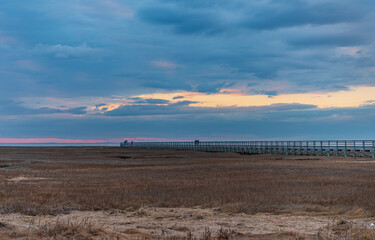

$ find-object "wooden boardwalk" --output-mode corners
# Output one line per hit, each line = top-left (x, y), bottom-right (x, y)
(121, 140), (375, 158)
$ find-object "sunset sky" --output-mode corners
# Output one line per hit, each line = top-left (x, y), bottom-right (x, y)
(1, 0), (375, 143)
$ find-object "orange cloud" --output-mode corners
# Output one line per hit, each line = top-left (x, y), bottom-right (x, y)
(20, 85), (375, 116)
(134, 86), (375, 109)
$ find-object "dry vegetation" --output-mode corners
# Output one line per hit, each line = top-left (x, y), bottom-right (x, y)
(0, 217), (237, 240)
(1, 147), (375, 239)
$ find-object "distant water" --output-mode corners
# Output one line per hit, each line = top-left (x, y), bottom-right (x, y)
(0, 143), (119, 147)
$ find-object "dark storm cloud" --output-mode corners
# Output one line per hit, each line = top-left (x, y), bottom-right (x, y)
(2, 0), (374, 99)
(253, 90), (279, 97)
(0, 100), (86, 115)
(3, 104), (375, 140)
(105, 100), (198, 116)
(195, 82), (229, 93)
(172, 96), (184, 100)
(139, 0), (368, 34)
(138, 6), (225, 35)
(241, 1), (364, 31)
(129, 98), (170, 104)
(105, 101), (317, 117)
(33, 43), (109, 60)
(1, 0), (375, 140)
(288, 32), (370, 47)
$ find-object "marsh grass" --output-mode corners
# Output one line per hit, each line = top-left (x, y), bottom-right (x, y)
(2, 218), (123, 240)
(317, 219), (375, 240)
(0, 147), (375, 217)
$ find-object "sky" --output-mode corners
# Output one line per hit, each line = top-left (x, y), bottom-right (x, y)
(1, 0), (375, 143)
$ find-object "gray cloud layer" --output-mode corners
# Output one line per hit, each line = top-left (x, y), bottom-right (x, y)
(0, 0), (375, 140)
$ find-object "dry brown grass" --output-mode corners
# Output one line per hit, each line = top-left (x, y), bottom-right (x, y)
(0, 218), (125, 240)
(0, 147), (375, 217)
(164, 227), (234, 240)
(30, 219), (115, 239)
(0, 220), (237, 240)
(317, 219), (375, 239)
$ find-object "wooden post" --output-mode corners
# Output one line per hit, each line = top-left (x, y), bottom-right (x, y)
(363, 141), (366, 157)
(306, 141), (309, 155)
(313, 141), (316, 156)
(344, 141), (348, 157)
(320, 141), (323, 156)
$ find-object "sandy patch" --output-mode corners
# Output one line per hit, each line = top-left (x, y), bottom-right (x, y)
(335, 160), (375, 163)
(6, 176), (49, 182)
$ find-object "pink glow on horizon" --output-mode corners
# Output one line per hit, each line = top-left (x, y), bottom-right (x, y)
(0, 138), (115, 144)
(0, 137), (190, 144)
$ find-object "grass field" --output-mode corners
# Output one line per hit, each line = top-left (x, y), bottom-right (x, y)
(1, 147), (375, 239)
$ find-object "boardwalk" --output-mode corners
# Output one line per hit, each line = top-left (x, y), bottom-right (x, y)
(121, 140), (375, 158)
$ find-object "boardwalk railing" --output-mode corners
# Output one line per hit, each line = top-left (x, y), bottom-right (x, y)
(120, 140), (375, 158)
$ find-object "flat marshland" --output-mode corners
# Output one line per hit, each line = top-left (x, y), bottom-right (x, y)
(1, 147), (375, 239)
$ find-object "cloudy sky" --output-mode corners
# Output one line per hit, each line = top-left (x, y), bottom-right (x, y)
(1, 0), (375, 143)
